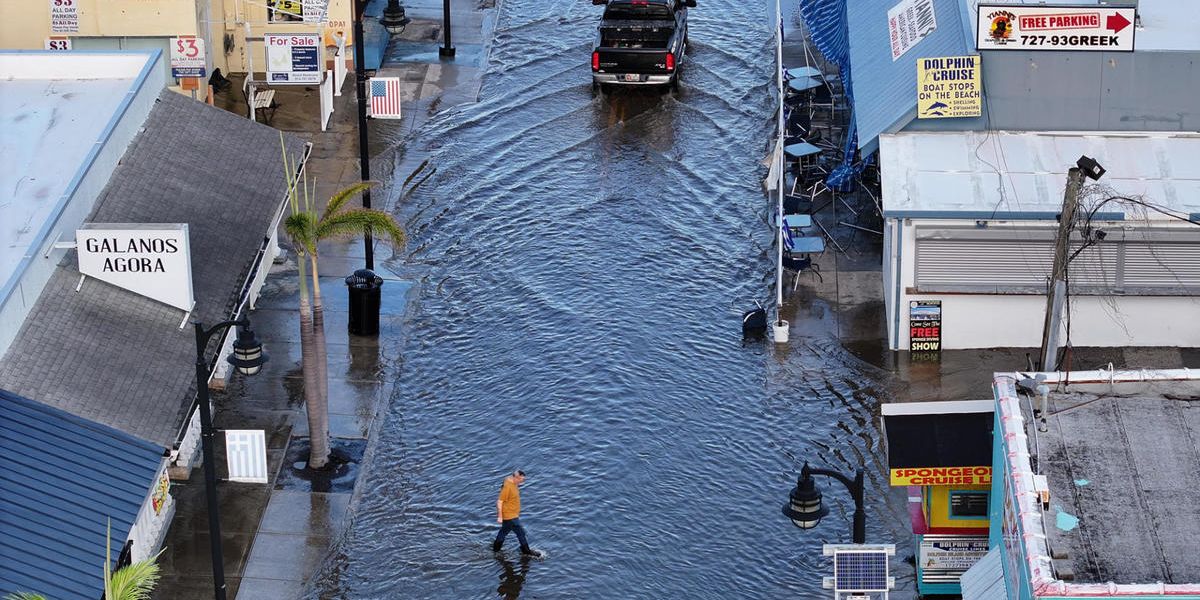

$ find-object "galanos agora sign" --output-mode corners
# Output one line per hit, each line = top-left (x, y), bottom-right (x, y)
(75, 224), (195, 312)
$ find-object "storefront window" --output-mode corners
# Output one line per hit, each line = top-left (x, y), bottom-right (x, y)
(950, 491), (989, 517)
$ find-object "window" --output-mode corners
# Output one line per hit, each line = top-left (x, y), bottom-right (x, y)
(950, 491), (989, 517)
(604, 3), (673, 20)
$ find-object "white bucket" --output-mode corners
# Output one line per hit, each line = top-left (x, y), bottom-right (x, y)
(773, 320), (789, 344)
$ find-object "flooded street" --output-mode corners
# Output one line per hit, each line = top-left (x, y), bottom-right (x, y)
(311, 0), (914, 596)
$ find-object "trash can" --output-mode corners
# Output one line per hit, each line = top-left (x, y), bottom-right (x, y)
(345, 269), (384, 336)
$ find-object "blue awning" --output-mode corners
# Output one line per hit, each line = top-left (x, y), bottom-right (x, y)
(845, 0), (974, 154)
(0, 389), (165, 600)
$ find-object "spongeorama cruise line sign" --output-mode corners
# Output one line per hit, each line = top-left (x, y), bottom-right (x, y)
(76, 224), (195, 312)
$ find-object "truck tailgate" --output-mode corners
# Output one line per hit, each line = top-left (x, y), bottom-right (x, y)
(594, 47), (672, 74)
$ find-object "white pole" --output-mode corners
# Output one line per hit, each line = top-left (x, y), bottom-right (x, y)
(773, 0), (788, 343)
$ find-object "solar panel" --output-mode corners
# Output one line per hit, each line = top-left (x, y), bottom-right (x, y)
(834, 551), (889, 592)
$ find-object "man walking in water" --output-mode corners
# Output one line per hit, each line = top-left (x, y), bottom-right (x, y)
(493, 470), (542, 557)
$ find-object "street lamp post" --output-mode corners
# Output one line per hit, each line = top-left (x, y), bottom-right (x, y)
(194, 320), (268, 600)
(782, 462), (866, 544)
(439, 0), (455, 57)
(352, 0), (375, 271)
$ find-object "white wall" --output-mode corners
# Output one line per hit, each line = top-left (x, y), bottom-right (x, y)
(886, 218), (1200, 350)
(127, 458), (175, 563)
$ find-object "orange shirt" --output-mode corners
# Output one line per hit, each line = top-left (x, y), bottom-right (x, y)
(499, 477), (521, 520)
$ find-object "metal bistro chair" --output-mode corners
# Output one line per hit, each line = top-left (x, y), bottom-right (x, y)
(780, 216), (825, 287)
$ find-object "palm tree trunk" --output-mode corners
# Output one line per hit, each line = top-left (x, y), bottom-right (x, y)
(309, 253), (330, 461)
(297, 256), (329, 469)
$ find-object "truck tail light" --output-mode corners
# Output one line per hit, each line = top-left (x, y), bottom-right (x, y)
(592, 51), (600, 71)
(665, 52), (675, 71)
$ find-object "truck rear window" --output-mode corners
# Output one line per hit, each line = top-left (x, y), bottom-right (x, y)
(603, 3), (673, 20)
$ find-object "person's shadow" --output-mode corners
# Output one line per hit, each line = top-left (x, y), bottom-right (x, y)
(496, 554), (532, 599)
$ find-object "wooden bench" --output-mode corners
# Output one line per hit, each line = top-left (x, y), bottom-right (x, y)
(252, 89), (278, 124)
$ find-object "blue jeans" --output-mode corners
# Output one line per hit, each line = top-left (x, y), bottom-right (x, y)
(494, 518), (530, 548)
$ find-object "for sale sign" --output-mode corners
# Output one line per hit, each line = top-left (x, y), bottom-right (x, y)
(265, 33), (322, 84)
(976, 4), (1136, 52)
(909, 300), (942, 352)
(170, 37), (207, 78)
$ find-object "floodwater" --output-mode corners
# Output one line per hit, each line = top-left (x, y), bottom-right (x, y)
(310, 0), (914, 597)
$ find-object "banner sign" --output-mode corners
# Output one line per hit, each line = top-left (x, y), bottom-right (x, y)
(909, 300), (942, 352)
(917, 56), (981, 119)
(76, 224), (195, 312)
(170, 37), (207, 78)
(920, 536), (990, 575)
(976, 4), (1136, 52)
(265, 33), (321, 84)
(44, 37), (72, 50)
(888, 0), (937, 61)
(49, 0), (79, 33)
(891, 466), (992, 486)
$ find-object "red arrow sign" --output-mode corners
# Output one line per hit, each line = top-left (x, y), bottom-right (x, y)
(1106, 12), (1131, 34)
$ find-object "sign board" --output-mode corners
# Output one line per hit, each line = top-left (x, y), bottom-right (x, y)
(265, 33), (322, 84)
(920, 536), (990, 575)
(44, 37), (72, 50)
(170, 37), (207, 79)
(909, 300), (941, 352)
(225, 430), (269, 483)
(916, 56), (981, 119)
(75, 224), (195, 312)
(891, 466), (992, 486)
(49, 0), (78, 33)
(888, 0), (937, 61)
(150, 472), (171, 515)
(303, 0), (329, 23)
(976, 4), (1136, 52)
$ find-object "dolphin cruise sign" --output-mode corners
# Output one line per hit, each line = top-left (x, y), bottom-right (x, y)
(75, 224), (195, 314)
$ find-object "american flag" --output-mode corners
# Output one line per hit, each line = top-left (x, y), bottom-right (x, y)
(369, 77), (402, 119)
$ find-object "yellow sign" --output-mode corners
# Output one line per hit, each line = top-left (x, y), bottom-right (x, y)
(891, 466), (992, 486)
(151, 472), (171, 515)
(916, 55), (982, 119)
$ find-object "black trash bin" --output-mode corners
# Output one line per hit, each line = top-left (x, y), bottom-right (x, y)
(345, 269), (384, 336)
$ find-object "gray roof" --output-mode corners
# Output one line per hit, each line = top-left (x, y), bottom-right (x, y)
(0, 90), (306, 446)
(1041, 382), (1200, 585)
(0, 388), (164, 600)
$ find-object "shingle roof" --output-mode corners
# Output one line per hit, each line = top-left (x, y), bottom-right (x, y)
(0, 90), (307, 446)
(0, 388), (164, 600)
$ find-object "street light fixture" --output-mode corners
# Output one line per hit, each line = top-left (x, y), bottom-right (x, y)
(193, 318), (268, 600)
(782, 462), (867, 544)
(380, 0), (411, 35)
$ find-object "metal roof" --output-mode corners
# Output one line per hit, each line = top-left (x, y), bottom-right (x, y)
(0, 388), (164, 600)
(960, 547), (1006, 600)
(880, 130), (1200, 219)
(846, 0), (974, 154)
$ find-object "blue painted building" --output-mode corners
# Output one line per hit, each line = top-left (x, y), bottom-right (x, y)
(0, 389), (170, 600)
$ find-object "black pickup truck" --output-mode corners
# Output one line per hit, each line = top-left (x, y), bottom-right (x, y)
(591, 0), (695, 90)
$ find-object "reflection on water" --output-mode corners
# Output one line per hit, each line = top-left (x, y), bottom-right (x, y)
(308, 0), (916, 597)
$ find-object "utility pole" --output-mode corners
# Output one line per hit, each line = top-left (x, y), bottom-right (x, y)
(1039, 167), (1086, 372)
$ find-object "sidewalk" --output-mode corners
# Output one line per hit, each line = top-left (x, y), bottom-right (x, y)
(152, 1), (501, 597)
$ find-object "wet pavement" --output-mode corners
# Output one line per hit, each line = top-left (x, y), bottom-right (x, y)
(307, 0), (917, 597)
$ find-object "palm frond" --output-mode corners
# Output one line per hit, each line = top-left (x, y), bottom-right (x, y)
(315, 209), (406, 248)
(284, 211), (320, 254)
(322, 182), (374, 220)
(106, 558), (162, 600)
(4, 592), (49, 600)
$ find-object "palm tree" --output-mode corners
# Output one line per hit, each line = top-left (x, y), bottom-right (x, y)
(103, 519), (160, 600)
(281, 136), (405, 469)
(281, 140), (327, 469)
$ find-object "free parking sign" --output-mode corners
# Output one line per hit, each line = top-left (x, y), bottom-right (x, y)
(265, 33), (322, 84)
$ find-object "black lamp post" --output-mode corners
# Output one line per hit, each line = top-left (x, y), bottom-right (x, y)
(351, 0), (375, 271)
(439, 0), (455, 57)
(194, 319), (268, 600)
(782, 462), (866, 544)
(380, 0), (411, 35)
